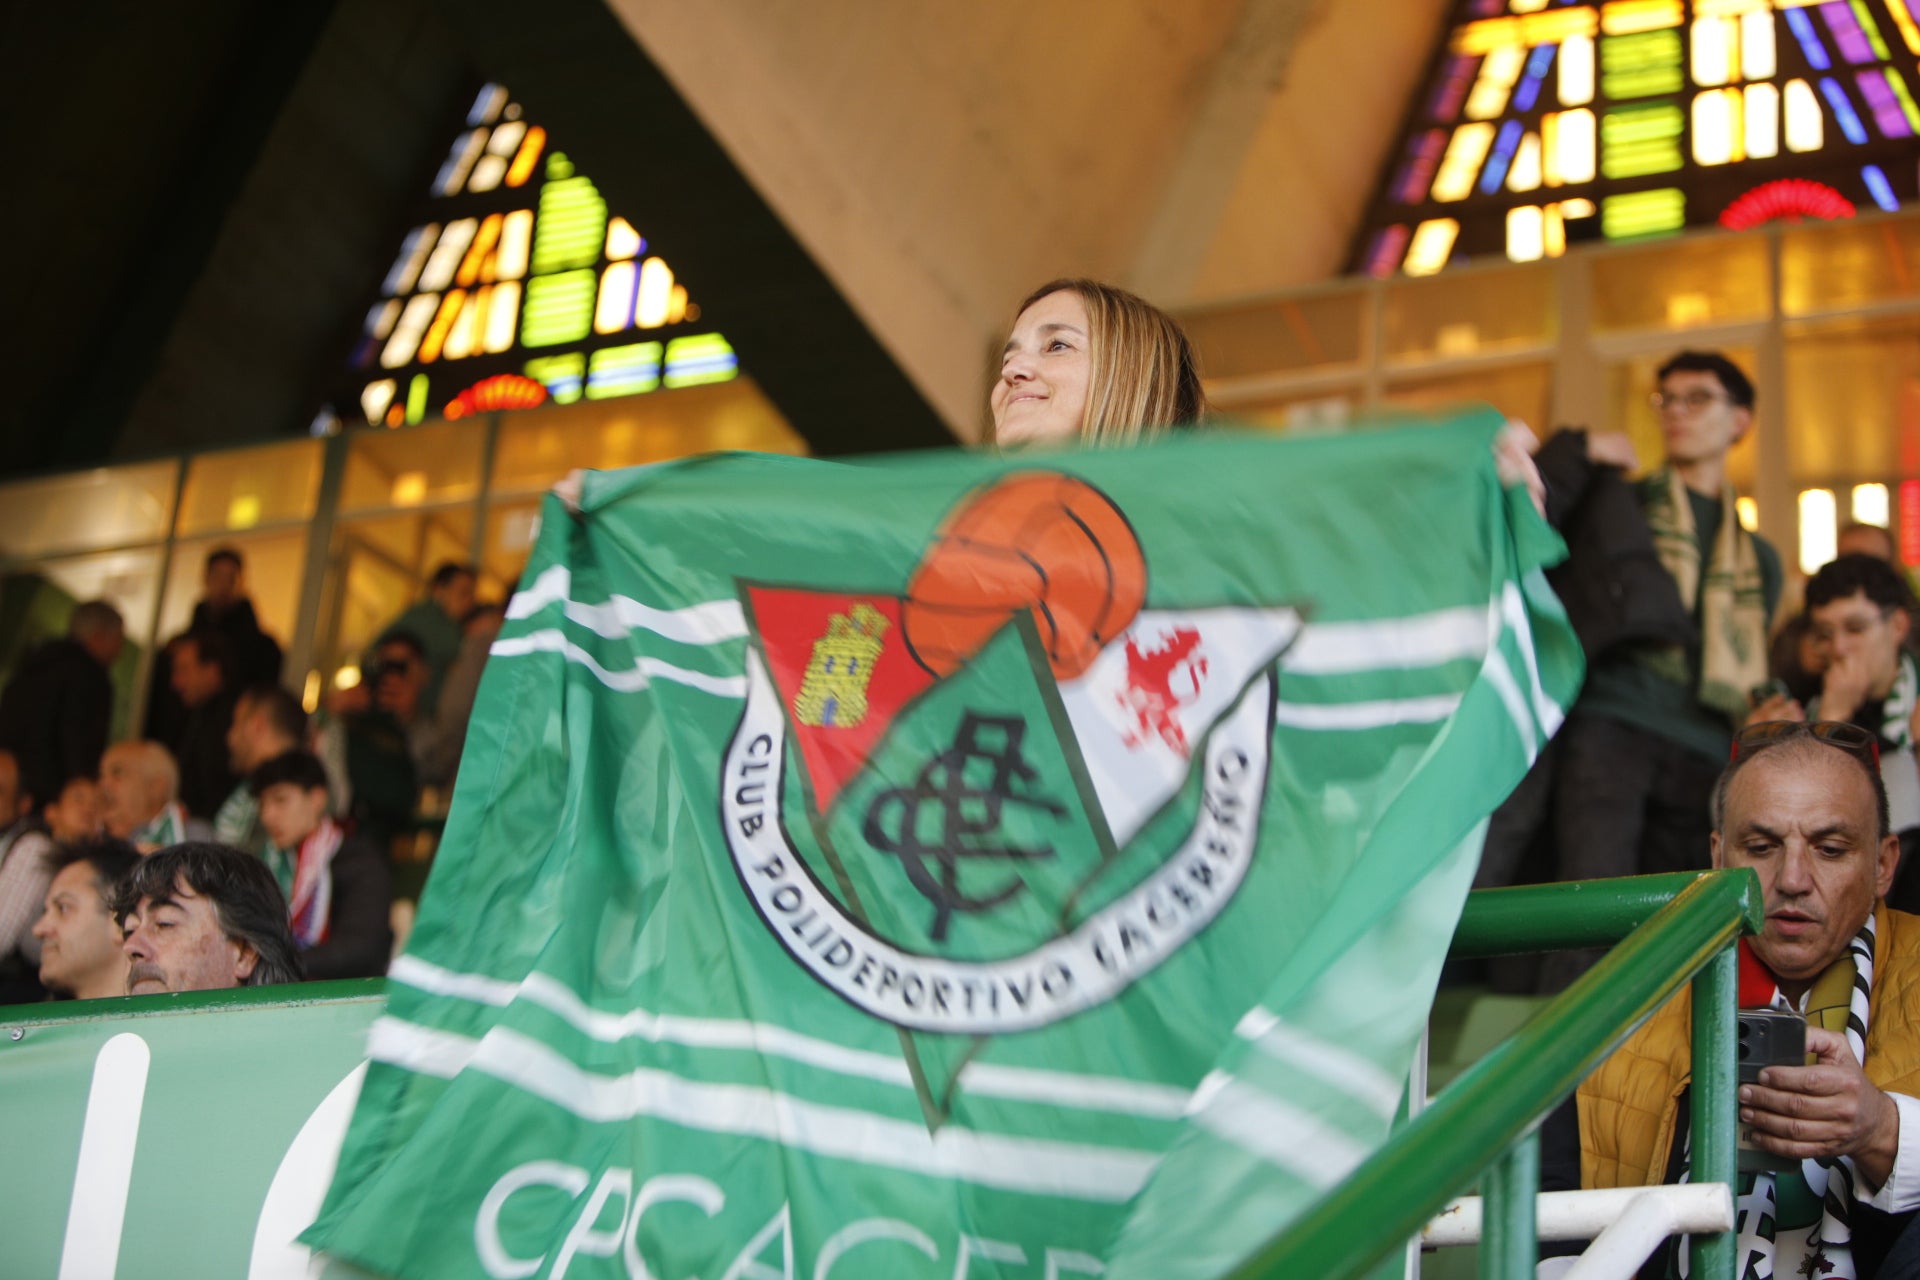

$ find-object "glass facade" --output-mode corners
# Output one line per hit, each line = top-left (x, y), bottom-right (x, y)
(0, 379), (804, 735)
(339, 83), (739, 432)
(1184, 204), (1920, 577)
(1359, 0), (1920, 275)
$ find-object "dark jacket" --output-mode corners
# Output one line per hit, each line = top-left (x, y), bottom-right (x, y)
(1535, 429), (1693, 663)
(301, 833), (393, 981)
(174, 688), (239, 820)
(0, 638), (112, 808)
(190, 597), (283, 690)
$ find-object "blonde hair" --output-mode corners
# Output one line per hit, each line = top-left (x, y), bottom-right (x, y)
(997, 278), (1208, 445)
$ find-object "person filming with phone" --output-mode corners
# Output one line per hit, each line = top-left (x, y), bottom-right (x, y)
(1545, 721), (1920, 1277)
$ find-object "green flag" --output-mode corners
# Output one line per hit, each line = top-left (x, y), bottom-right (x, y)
(305, 412), (1581, 1279)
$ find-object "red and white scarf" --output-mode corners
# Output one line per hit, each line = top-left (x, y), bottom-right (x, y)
(287, 817), (345, 949)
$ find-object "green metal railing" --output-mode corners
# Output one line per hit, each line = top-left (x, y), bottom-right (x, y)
(1227, 868), (1764, 1280)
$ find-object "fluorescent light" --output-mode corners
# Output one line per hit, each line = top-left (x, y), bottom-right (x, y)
(1799, 488), (1838, 574)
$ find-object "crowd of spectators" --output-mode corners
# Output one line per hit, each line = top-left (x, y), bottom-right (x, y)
(0, 547), (499, 1005)
(1471, 348), (1920, 998)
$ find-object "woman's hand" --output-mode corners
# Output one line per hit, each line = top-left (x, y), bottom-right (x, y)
(1494, 420), (1546, 518)
(553, 469), (586, 514)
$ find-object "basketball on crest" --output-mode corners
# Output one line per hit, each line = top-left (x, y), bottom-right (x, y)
(902, 472), (1146, 680)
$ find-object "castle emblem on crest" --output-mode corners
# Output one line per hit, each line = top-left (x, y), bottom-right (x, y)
(792, 602), (888, 728)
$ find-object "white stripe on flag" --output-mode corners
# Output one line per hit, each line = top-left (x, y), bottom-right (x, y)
(1233, 1007), (1405, 1120)
(389, 957), (1191, 1119)
(369, 1015), (475, 1077)
(508, 565), (747, 646)
(390, 955), (519, 1005)
(1279, 606), (1489, 675)
(1271, 694), (1461, 731)
(1481, 651), (1538, 761)
(489, 631), (748, 698)
(368, 1019), (1158, 1203)
(1188, 1072), (1373, 1190)
(1501, 580), (1567, 740)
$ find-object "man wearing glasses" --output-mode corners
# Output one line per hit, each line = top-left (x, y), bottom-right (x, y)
(1511, 351), (1782, 989)
(1550, 722), (1920, 1277)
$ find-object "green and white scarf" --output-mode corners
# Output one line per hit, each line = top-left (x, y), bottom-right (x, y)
(1641, 467), (1769, 722)
(131, 800), (188, 851)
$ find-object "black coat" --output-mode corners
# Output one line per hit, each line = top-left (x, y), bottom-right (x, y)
(301, 834), (393, 981)
(1536, 429), (1693, 664)
(0, 638), (112, 808)
(175, 688), (239, 820)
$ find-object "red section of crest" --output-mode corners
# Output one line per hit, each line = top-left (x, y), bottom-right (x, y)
(445, 373), (549, 419)
(749, 588), (934, 812)
(1719, 179), (1856, 232)
(1118, 627), (1210, 756)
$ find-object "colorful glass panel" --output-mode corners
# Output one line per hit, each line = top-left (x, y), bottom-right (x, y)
(338, 83), (739, 429)
(1354, 0), (1920, 275)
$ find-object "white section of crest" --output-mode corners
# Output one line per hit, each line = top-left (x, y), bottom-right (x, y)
(388, 955), (1190, 1120)
(367, 1018), (1158, 1203)
(1057, 607), (1303, 848)
(1277, 605), (1489, 675)
(1234, 1006), (1404, 1120)
(489, 631), (747, 698)
(1186, 1071), (1372, 1189)
(509, 565), (747, 645)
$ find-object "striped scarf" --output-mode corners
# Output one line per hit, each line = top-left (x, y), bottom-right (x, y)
(1640, 467), (1769, 723)
(284, 817), (345, 950)
(131, 801), (188, 851)
(1677, 917), (1875, 1278)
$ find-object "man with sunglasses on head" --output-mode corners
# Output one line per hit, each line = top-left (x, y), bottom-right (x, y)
(1547, 721), (1920, 1277)
(1512, 351), (1780, 990)
(1754, 555), (1920, 915)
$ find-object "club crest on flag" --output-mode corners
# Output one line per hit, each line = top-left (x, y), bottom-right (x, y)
(725, 471), (1303, 1034)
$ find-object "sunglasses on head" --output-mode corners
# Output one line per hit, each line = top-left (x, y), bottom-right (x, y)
(1731, 719), (1881, 768)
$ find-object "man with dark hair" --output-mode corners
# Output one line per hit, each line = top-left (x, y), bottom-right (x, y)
(167, 628), (240, 819)
(115, 842), (302, 993)
(1754, 555), (1920, 911)
(0, 748), (52, 1003)
(191, 546), (283, 690)
(1513, 348), (1782, 988)
(1552, 722), (1920, 1277)
(213, 684), (310, 853)
(43, 775), (102, 844)
(33, 839), (138, 1000)
(250, 750), (391, 980)
(0, 599), (124, 810)
(372, 561), (477, 713)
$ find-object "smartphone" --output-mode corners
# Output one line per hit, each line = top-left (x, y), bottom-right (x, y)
(1736, 1008), (1807, 1172)
(1748, 678), (1790, 709)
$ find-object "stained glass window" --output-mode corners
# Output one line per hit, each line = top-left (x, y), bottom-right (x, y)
(1355, 0), (1920, 275)
(338, 84), (738, 429)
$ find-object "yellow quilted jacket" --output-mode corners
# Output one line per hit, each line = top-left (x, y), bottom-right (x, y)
(1579, 905), (1920, 1190)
